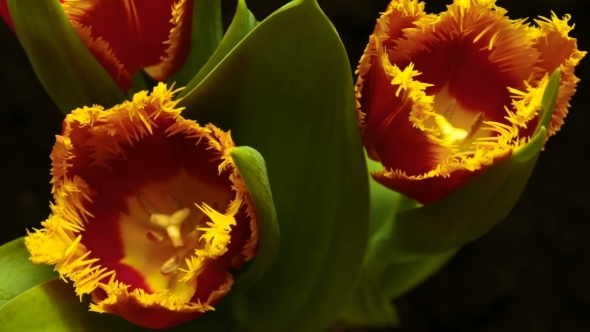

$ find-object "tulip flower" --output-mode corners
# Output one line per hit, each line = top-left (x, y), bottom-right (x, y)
(357, 0), (585, 204)
(23, 83), (259, 329)
(0, 0), (194, 91)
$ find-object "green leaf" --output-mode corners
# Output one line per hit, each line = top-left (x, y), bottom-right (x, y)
(375, 131), (543, 258)
(380, 249), (456, 299)
(0, 278), (233, 332)
(536, 68), (561, 137)
(366, 156), (400, 236)
(339, 247), (455, 327)
(339, 267), (400, 328)
(0, 237), (56, 307)
(178, 0), (257, 98)
(7, 0), (126, 114)
(0, 278), (140, 332)
(179, 0), (370, 330)
(167, 0), (223, 88)
(228, 146), (279, 291)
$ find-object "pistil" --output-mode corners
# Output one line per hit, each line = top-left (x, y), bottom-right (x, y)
(434, 99), (485, 147)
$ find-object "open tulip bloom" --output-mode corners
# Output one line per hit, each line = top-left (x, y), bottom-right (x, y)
(0, 0), (585, 331)
(24, 84), (259, 329)
(357, 0), (585, 205)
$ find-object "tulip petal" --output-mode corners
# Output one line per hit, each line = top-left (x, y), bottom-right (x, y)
(530, 13), (586, 137)
(59, 0), (194, 91)
(6, 0), (126, 114)
(0, 0), (14, 31)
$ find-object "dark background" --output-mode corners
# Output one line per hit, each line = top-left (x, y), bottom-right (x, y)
(1, 0), (588, 331)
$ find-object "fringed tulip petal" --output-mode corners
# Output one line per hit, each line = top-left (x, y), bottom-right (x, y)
(357, 0), (585, 204)
(0, 0), (194, 91)
(61, 0), (194, 91)
(25, 84), (258, 329)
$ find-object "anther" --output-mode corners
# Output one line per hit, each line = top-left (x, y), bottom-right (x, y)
(465, 112), (484, 140)
(161, 255), (181, 275)
(146, 230), (166, 243)
(443, 99), (457, 120)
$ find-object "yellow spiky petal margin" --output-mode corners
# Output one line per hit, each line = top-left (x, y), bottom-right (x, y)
(25, 83), (259, 329)
(356, 0), (585, 204)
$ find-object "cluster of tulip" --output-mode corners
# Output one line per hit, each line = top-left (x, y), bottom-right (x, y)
(0, 0), (584, 331)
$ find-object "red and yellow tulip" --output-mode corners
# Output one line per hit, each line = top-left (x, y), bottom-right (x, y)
(0, 0), (194, 91)
(24, 83), (258, 329)
(357, 0), (585, 204)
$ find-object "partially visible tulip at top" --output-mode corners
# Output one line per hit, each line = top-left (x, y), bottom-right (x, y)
(357, 0), (585, 204)
(0, 0), (194, 91)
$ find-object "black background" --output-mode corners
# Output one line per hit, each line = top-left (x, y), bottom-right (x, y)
(1, 0), (588, 331)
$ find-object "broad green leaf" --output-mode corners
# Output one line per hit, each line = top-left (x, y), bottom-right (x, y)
(381, 249), (456, 299)
(167, 0), (223, 88)
(366, 157), (400, 236)
(340, 247), (455, 327)
(339, 266), (399, 327)
(0, 278), (233, 332)
(0, 278), (143, 332)
(7, 0), (126, 114)
(179, 0), (370, 330)
(179, 0), (257, 98)
(228, 146), (279, 291)
(0, 237), (56, 307)
(375, 130), (544, 258)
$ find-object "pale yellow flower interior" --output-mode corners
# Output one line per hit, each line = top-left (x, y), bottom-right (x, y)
(118, 170), (234, 297)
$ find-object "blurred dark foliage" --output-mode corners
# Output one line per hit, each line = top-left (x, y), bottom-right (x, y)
(0, 0), (588, 331)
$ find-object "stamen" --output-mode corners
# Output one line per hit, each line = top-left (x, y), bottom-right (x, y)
(465, 112), (484, 140)
(148, 195), (221, 276)
(150, 207), (190, 247)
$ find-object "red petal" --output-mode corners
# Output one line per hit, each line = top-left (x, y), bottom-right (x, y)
(374, 169), (481, 205)
(63, 0), (193, 90)
(360, 47), (449, 176)
(91, 289), (206, 329)
(0, 0), (15, 31)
